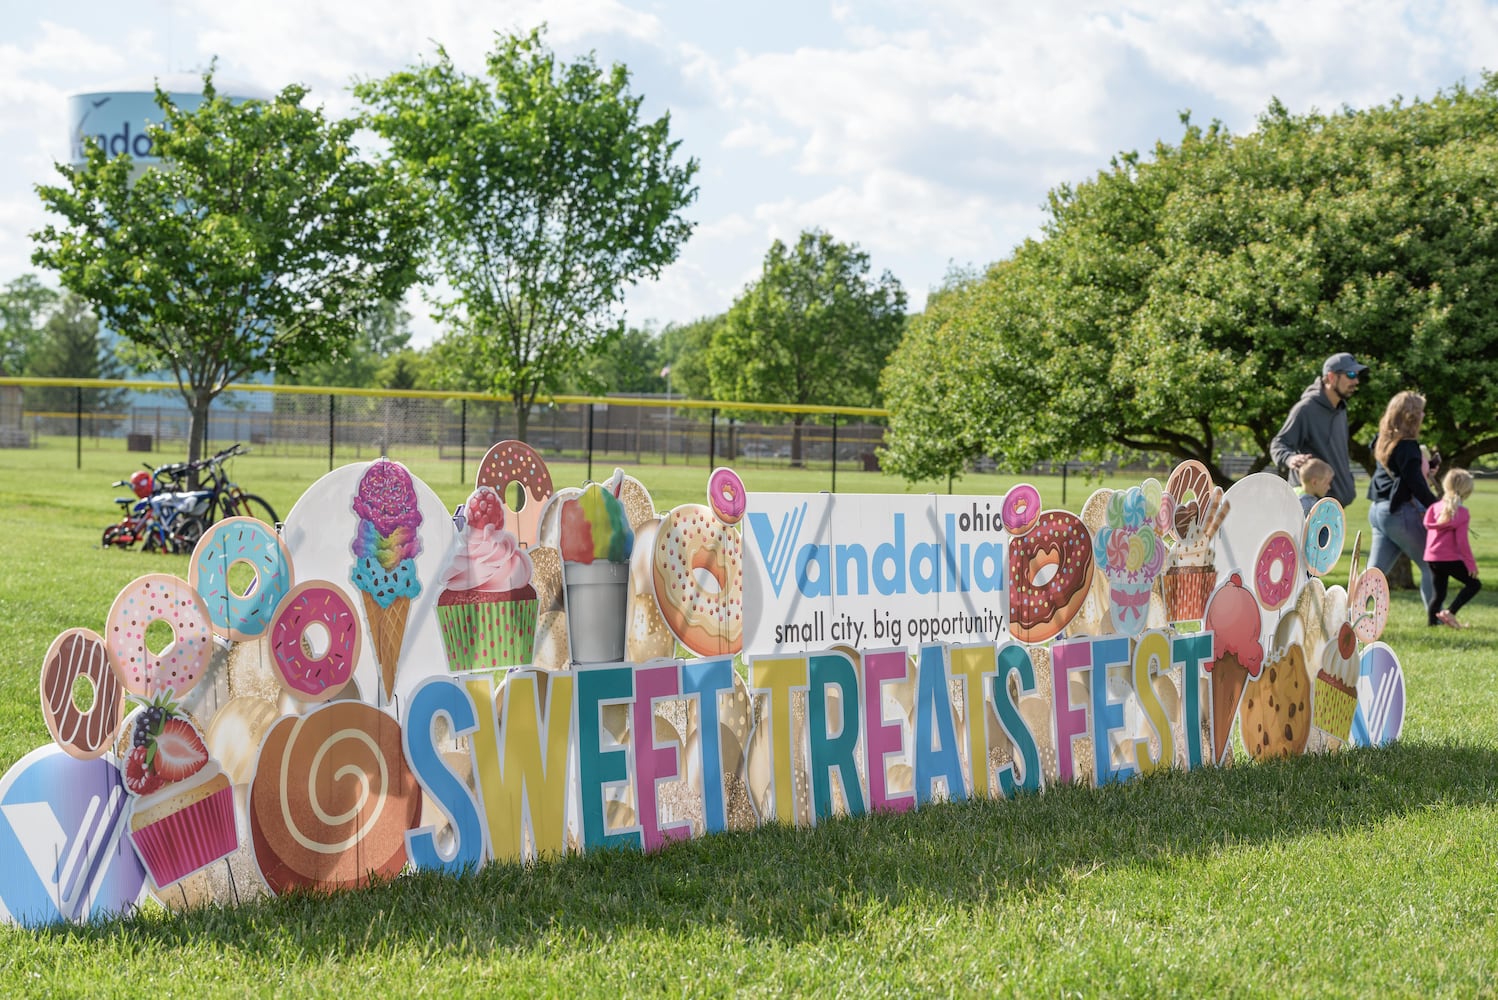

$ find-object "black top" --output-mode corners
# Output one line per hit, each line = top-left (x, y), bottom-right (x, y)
(1366, 437), (1439, 512)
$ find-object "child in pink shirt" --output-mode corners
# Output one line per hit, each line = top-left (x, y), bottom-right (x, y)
(1423, 468), (1480, 628)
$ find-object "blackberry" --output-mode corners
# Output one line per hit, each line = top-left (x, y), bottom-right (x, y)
(134, 704), (167, 747)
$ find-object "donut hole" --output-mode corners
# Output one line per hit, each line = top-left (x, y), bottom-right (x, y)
(300, 621), (332, 660)
(692, 565), (723, 596)
(1315, 525), (1332, 549)
(502, 481), (526, 512)
(1026, 549), (1061, 589)
(145, 619), (175, 656)
(228, 559), (260, 598)
(71, 674), (97, 713)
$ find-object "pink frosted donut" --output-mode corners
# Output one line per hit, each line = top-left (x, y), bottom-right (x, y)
(1254, 531), (1298, 611)
(105, 574), (214, 698)
(1350, 568), (1390, 644)
(707, 467), (747, 525)
(652, 504), (744, 657)
(269, 582), (361, 703)
(1002, 484), (1042, 535)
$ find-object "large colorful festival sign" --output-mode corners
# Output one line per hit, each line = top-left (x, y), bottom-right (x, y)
(0, 449), (1405, 926)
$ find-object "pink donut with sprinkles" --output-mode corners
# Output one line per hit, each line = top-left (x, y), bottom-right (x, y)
(707, 467), (747, 525)
(1001, 484), (1042, 535)
(1253, 530), (1298, 611)
(105, 574), (214, 698)
(1350, 568), (1390, 644)
(269, 582), (361, 703)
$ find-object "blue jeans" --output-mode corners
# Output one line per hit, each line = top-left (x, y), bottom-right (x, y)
(1368, 500), (1435, 610)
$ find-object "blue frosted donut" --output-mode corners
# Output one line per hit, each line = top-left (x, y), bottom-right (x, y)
(189, 516), (294, 641)
(1302, 498), (1344, 578)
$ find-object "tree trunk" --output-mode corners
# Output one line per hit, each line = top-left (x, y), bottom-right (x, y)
(1386, 552), (1416, 591)
(187, 394), (213, 489)
(790, 415), (805, 467)
(512, 396), (529, 444)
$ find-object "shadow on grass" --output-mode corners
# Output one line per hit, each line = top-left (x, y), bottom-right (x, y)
(34, 739), (1498, 954)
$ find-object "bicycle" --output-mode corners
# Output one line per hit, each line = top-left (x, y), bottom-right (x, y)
(101, 466), (214, 554)
(192, 444), (279, 526)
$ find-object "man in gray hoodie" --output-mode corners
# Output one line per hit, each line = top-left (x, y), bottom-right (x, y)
(1270, 352), (1369, 507)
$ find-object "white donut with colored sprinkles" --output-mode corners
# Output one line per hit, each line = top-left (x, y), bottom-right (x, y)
(105, 574), (214, 698)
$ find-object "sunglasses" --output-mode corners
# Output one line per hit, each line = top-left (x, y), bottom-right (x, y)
(1339, 370), (1363, 379)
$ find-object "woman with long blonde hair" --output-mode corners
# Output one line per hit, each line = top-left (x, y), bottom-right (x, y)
(1366, 390), (1440, 613)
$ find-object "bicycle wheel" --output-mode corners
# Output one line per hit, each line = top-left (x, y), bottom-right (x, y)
(225, 493), (279, 526)
(102, 523), (136, 548)
(171, 514), (207, 555)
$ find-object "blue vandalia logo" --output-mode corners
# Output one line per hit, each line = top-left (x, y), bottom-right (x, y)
(749, 502), (1006, 601)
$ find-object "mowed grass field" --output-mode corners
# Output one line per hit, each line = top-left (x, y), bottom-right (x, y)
(1, 439), (1496, 997)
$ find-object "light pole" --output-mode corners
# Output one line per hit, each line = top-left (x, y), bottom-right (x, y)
(661, 365), (672, 464)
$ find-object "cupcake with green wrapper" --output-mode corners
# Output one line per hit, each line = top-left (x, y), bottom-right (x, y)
(437, 486), (538, 671)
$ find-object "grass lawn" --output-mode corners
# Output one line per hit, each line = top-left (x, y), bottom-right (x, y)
(1, 439), (1495, 996)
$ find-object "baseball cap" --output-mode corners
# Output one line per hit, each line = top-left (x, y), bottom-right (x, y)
(1322, 352), (1369, 379)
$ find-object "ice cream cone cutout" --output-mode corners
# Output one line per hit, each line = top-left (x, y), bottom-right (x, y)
(1202, 573), (1264, 765)
(349, 459), (423, 701)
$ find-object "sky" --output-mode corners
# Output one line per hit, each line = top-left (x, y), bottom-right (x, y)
(3, 1), (1497, 348)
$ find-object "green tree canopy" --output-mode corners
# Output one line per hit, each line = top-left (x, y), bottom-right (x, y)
(23, 292), (128, 421)
(709, 230), (906, 464)
(657, 314), (721, 403)
(280, 299), (415, 389)
(32, 72), (424, 468)
(882, 77), (1498, 483)
(355, 27), (699, 440)
(0, 274), (59, 376)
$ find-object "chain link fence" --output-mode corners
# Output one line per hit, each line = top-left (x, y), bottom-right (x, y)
(2, 379), (890, 475)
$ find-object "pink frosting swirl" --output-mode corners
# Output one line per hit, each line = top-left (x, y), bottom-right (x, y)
(441, 523), (534, 594)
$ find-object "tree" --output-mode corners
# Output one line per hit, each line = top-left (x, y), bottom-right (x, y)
(23, 293), (129, 425)
(881, 78), (1498, 484)
(355, 27), (699, 440)
(709, 230), (906, 465)
(571, 324), (664, 395)
(0, 274), (59, 376)
(32, 72), (424, 471)
(280, 299), (415, 388)
(657, 314), (721, 402)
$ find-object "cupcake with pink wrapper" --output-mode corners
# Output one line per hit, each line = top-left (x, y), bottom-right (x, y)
(561, 474), (635, 664)
(1091, 482), (1167, 636)
(437, 486), (539, 670)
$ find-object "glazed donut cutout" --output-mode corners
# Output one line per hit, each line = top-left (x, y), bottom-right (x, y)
(1350, 568), (1390, 644)
(1254, 531), (1298, 612)
(1008, 510), (1095, 644)
(269, 582), (361, 703)
(1303, 498), (1345, 578)
(652, 503), (744, 657)
(105, 574), (215, 699)
(40, 627), (125, 759)
(476, 440), (554, 548)
(248, 701), (421, 896)
(1001, 484), (1042, 536)
(189, 517), (294, 642)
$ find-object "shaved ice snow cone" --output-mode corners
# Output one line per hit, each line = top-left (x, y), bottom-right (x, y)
(559, 479), (634, 665)
(361, 593), (411, 699)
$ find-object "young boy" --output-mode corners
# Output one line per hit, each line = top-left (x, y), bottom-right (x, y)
(1296, 457), (1334, 517)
